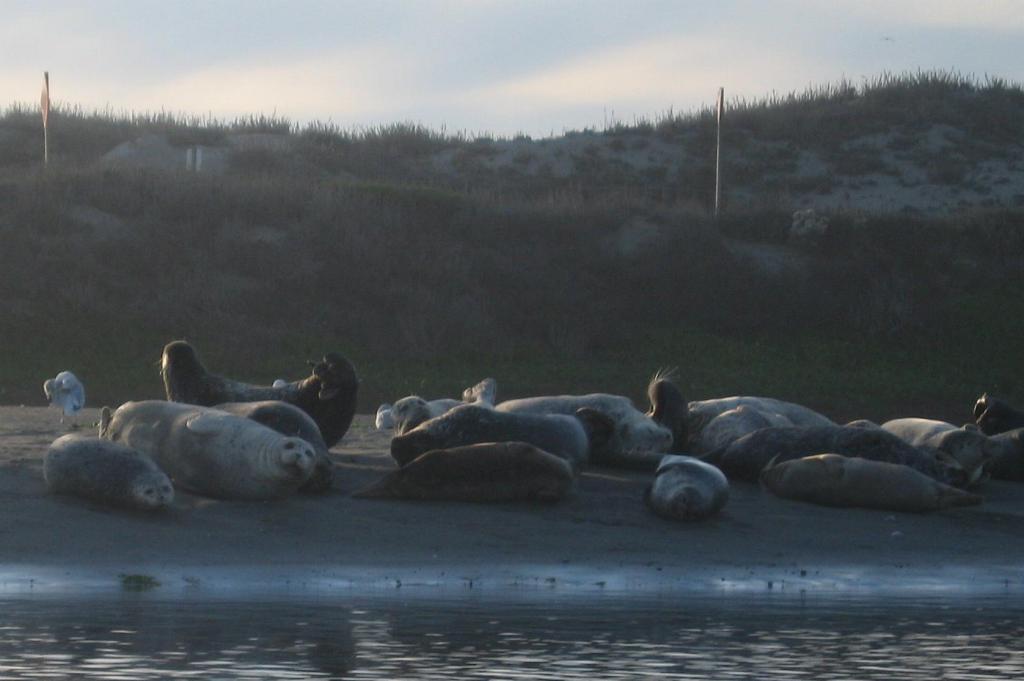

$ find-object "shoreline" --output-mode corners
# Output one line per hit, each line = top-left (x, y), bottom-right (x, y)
(3, 408), (1023, 600)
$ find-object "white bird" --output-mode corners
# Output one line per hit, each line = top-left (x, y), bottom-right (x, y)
(43, 371), (86, 427)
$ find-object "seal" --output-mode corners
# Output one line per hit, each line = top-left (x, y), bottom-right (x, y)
(687, 396), (833, 448)
(693, 405), (791, 455)
(214, 401), (334, 494)
(496, 381), (673, 465)
(44, 434), (173, 511)
(390, 404), (591, 469)
(43, 370), (85, 425)
(705, 425), (965, 486)
(987, 428), (1024, 481)
(354, 441), (574, 503)
(375, 403), (395, 430)
(390, 395), (464, 434)
(760, 453), (983, 513)
(462, 377), (498, 406)
(160, 340), (359, 447)
(845, 419), (881, 429)
(881, 418), (998, 484)
(645, 372), (688, 451)
(101, 400), (317, 500)
(973, 393), (1024, 436)
(645, 455), (728, 521)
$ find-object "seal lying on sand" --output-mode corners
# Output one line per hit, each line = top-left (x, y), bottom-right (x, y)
(215, 401), (334, 494)
(101, 400), (317, 501)
(705, 425), (965, 486)
(390, 404), (593, 469)
(760, 454), (983, 513)
(45, 434), (173, 511)
(987, 428), (1024, 481)
(645, 373), (688, 451)
(973, 394), (1024, 436)
(645, 455), (728, 521)
(693, 405), (792, 455)
(496, 377), (674, 466)
(160, 340), (359, 448)
(391, 396), (464, 434)
(881, 418), (997, 484)
(687, 396), (833, 449)
(355, 441), (574, 503)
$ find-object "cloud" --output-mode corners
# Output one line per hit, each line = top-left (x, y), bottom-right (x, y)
(791, 0), (1024, 32)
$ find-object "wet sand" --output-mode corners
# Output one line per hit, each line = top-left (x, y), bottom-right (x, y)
(2, 407), (1023, 596)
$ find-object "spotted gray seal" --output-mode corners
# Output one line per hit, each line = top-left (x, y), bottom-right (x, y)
(45, 434), (173, 511)
(390, 395), (464, 434)
(687, 395), (833, 449)
(101, 400), (317, 500)
(390, 404), (591, 469)
(693, 405), (790, 455)
(160, 340), (359, 448)
(354, 441), (574, 503)
(214, 401), (334, 494)
(705, 425), (965, 486)
(760, 454), (983, 512)
(495, 377), (674, 466)
(645, 455), (728, 521)
(881, 418), (998, 484)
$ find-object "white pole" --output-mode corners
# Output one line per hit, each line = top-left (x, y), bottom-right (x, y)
(714, 86), (723, 219)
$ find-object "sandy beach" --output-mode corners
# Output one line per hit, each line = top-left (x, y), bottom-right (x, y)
(1, 406), (1023, 597)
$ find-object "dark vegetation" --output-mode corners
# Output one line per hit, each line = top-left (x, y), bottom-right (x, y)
(1, 71), (1022, 421)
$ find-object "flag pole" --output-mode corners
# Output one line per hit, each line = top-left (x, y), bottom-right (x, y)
(41, 72), (50, 167)
(714, 86), (723, 219)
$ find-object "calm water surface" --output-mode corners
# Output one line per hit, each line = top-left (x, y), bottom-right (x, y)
(0, 592), (1021, 680)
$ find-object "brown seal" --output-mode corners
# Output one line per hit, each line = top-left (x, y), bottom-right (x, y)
(760, 454), (983, 513)
(354, 441), (574, 503)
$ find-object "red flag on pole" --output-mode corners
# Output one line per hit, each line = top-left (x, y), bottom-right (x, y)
(41, 72), (50, 128)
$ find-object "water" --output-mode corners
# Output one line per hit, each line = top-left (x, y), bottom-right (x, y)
(1, 593), (1021, 680)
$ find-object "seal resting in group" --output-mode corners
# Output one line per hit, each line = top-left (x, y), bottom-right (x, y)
(390, 404), (594, 469)
(354, 441), (574, 503)
(881, 418), (998, 484)
(973, 394), (1024, 436)
(160, 340), (359, 448)
(705, 425), (965, 486)
(100, 400), (317, 501)
(760, 453), (983, 513)
(45, 434), (173, 511)
(686, 395), (834, 450)
(645, 372), (688, 451)
(692, 405), (792, 455)
(645, 455), (728, 521)
(214, 401), (334, 494)
(390, 395), (464, 434)
(495, 376), (675, 466)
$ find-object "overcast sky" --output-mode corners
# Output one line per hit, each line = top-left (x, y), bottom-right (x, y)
(3, 0), (1023, 137)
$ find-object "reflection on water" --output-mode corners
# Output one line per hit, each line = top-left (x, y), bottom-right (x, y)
(1, 594), (1022, 680)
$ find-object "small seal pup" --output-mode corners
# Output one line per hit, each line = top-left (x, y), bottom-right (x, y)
(645, 455), (728, 521)
(760, 454), (983, 513)
(45, 434), (173, 511)
(214, 401), (334, 494)
(101, 400), (316, 501)
(881, 418), (998, 484)
(160, 340), (359, 447)
(706, 425), (964, 486)
(43, 370), (85, 426)
(496, 378), (674, 464)
(973, 394), (1024, 436)
(354, 441), (574, 503)
(390, 404), (591, 469)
